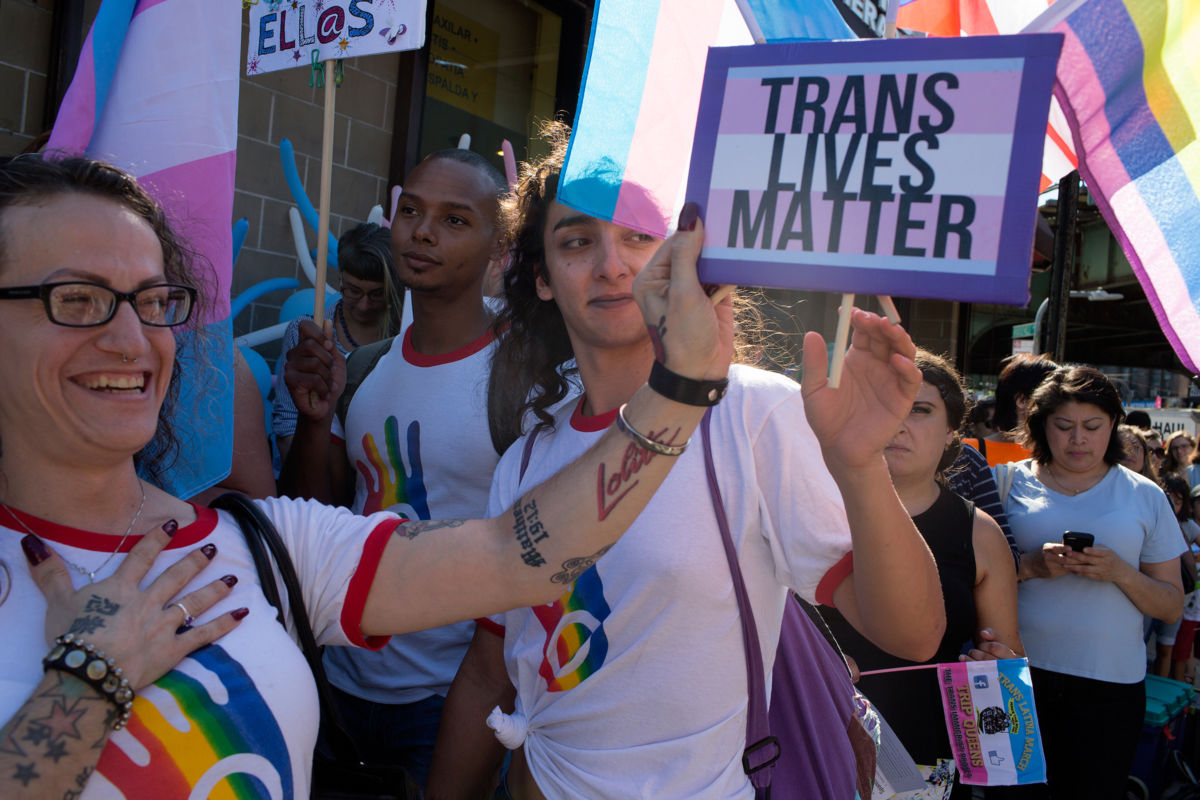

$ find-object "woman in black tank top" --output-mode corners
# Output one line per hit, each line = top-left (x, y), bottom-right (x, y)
(823, 349), (1022, 797)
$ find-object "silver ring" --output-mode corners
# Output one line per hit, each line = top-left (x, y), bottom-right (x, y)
(173, 602), (195, 627)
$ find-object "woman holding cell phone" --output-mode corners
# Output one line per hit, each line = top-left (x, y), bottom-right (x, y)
(998, 366), (1184, 799)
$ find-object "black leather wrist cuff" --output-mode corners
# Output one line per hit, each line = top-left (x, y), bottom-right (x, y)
(648, 360), (729, 406)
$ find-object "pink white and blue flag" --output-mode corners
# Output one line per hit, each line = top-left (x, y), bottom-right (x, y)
(939, 659), (1046, 785)
(557, 0), (854, 238)
(48, 0), (241, 497)
(1024, 0), (1200, 374)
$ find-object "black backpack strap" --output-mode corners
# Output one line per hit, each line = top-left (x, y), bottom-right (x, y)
(335, 336), (396, 430)
(209, 492), (361, 765)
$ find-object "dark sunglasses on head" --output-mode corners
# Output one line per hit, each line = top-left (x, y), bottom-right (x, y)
(0, 281), (196, 327)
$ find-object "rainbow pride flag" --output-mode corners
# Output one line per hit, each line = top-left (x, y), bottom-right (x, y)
(1026, 0), (1200, 374)
(48, 0), (241, 497)
(897, 0), (1072, 192)
(557, 0), (853, 238)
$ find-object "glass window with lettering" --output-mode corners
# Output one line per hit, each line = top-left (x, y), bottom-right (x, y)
(421, 0), (572, 165)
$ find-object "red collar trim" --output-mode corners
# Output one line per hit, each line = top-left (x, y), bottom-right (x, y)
(401, 324), (496, 367)
(570, 396), (618, 432)
(0, 503), (217, 551)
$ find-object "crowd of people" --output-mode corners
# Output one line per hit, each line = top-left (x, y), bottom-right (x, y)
(0, 122), (1191, 800)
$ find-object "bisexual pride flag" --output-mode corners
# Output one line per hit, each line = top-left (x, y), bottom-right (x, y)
(939, 659), (1046, 785)
(557, 0), (854, 238)
(47, 0), (241, 497)
(1025, 0), (1200, 374)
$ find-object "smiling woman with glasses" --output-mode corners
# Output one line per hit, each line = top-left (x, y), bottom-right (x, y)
(0, 153), (739, 799)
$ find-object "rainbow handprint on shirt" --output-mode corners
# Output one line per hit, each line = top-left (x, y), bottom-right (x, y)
(355, 416), (430, 519)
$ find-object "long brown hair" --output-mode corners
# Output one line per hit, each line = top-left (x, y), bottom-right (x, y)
(487, 121), (761, 453)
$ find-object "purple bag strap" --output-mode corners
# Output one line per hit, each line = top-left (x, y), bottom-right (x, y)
(701, 410), (779, 794)
(518, 427), (539, 482)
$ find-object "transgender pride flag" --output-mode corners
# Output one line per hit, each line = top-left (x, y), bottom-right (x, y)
(558, 0), (854, 238)
(1025, 0), (1200, 374)
(47, 0), (241, 497)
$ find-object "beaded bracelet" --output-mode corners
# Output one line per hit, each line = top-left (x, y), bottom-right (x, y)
(616, 404), (688, 457)
(43, 633), (135, 730)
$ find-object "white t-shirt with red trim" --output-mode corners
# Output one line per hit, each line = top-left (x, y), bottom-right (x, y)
(325, 324), (499, 702)
(0, 496), (397, 799)
(483, 365), (853, 800)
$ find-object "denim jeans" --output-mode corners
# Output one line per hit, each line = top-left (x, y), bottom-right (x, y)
(325, 686), (446, 790)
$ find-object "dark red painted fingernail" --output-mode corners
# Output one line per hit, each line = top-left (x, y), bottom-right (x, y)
(162, 519), (178, 537)
(231, 607), (250, 620)
(201, 544), (217, 560)
(678, 202), (700, 232)
(220, 574), (238, 588)
(21, 535), (51, 567)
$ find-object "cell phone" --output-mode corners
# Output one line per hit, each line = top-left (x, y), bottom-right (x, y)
(1062, 531), (1095, 552)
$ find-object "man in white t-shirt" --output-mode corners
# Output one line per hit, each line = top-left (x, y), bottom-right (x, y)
(278, 149), (507, 789)
(426, 123), (946, 799)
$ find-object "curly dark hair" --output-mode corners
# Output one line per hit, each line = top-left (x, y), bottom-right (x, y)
(487, 121), (760, 452)
(914, 348), (972, 477)
(1022, 365), (1124, 466)
(0, 153), (214, 484)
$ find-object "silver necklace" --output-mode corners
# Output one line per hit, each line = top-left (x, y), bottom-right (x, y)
(1, 480), (147, 582)
(1044, 464), (1103, 496)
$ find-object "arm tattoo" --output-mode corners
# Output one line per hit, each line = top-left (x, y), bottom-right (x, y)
(552, 545), (612, 585)
(394, 518), (466, 541)
(0, 671), (109, 795)
(647, 315), (667, 364)
(595, 427), (684, 521)
(512, 499), (550, 568)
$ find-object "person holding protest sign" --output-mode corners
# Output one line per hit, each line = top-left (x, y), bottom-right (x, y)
(427, 122), (945, 800)
(822, 349), (1022, 798)
(0, 153), (731, 799)
(279, 149), (510, 791)
(1002, 366), (1184, 799)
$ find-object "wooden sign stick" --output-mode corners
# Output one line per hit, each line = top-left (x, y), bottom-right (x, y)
(309, 57), (336, 413)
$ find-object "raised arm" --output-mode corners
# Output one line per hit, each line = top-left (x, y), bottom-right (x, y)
(361, 219), (734, 635)
(276, 319), (353, 505)
(805, 311), (946, 661)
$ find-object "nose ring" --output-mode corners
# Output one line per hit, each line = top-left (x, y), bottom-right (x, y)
(122, 354), (139, 364)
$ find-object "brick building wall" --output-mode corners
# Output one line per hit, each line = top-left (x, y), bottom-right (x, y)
(0, 1), (401, 362)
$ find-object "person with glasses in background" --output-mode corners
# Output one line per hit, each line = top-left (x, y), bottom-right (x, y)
(272, 222), (402, 460)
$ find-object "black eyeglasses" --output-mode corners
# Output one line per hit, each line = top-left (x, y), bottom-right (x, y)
(0, 281), (197, 327)
(339, 282), (386, 303)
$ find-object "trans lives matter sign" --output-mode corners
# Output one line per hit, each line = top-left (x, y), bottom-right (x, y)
(686, 35), (1062, 305)
(248, 1), (426, 76)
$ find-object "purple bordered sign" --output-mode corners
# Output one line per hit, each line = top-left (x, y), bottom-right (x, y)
(686, 35), (1063, 305)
